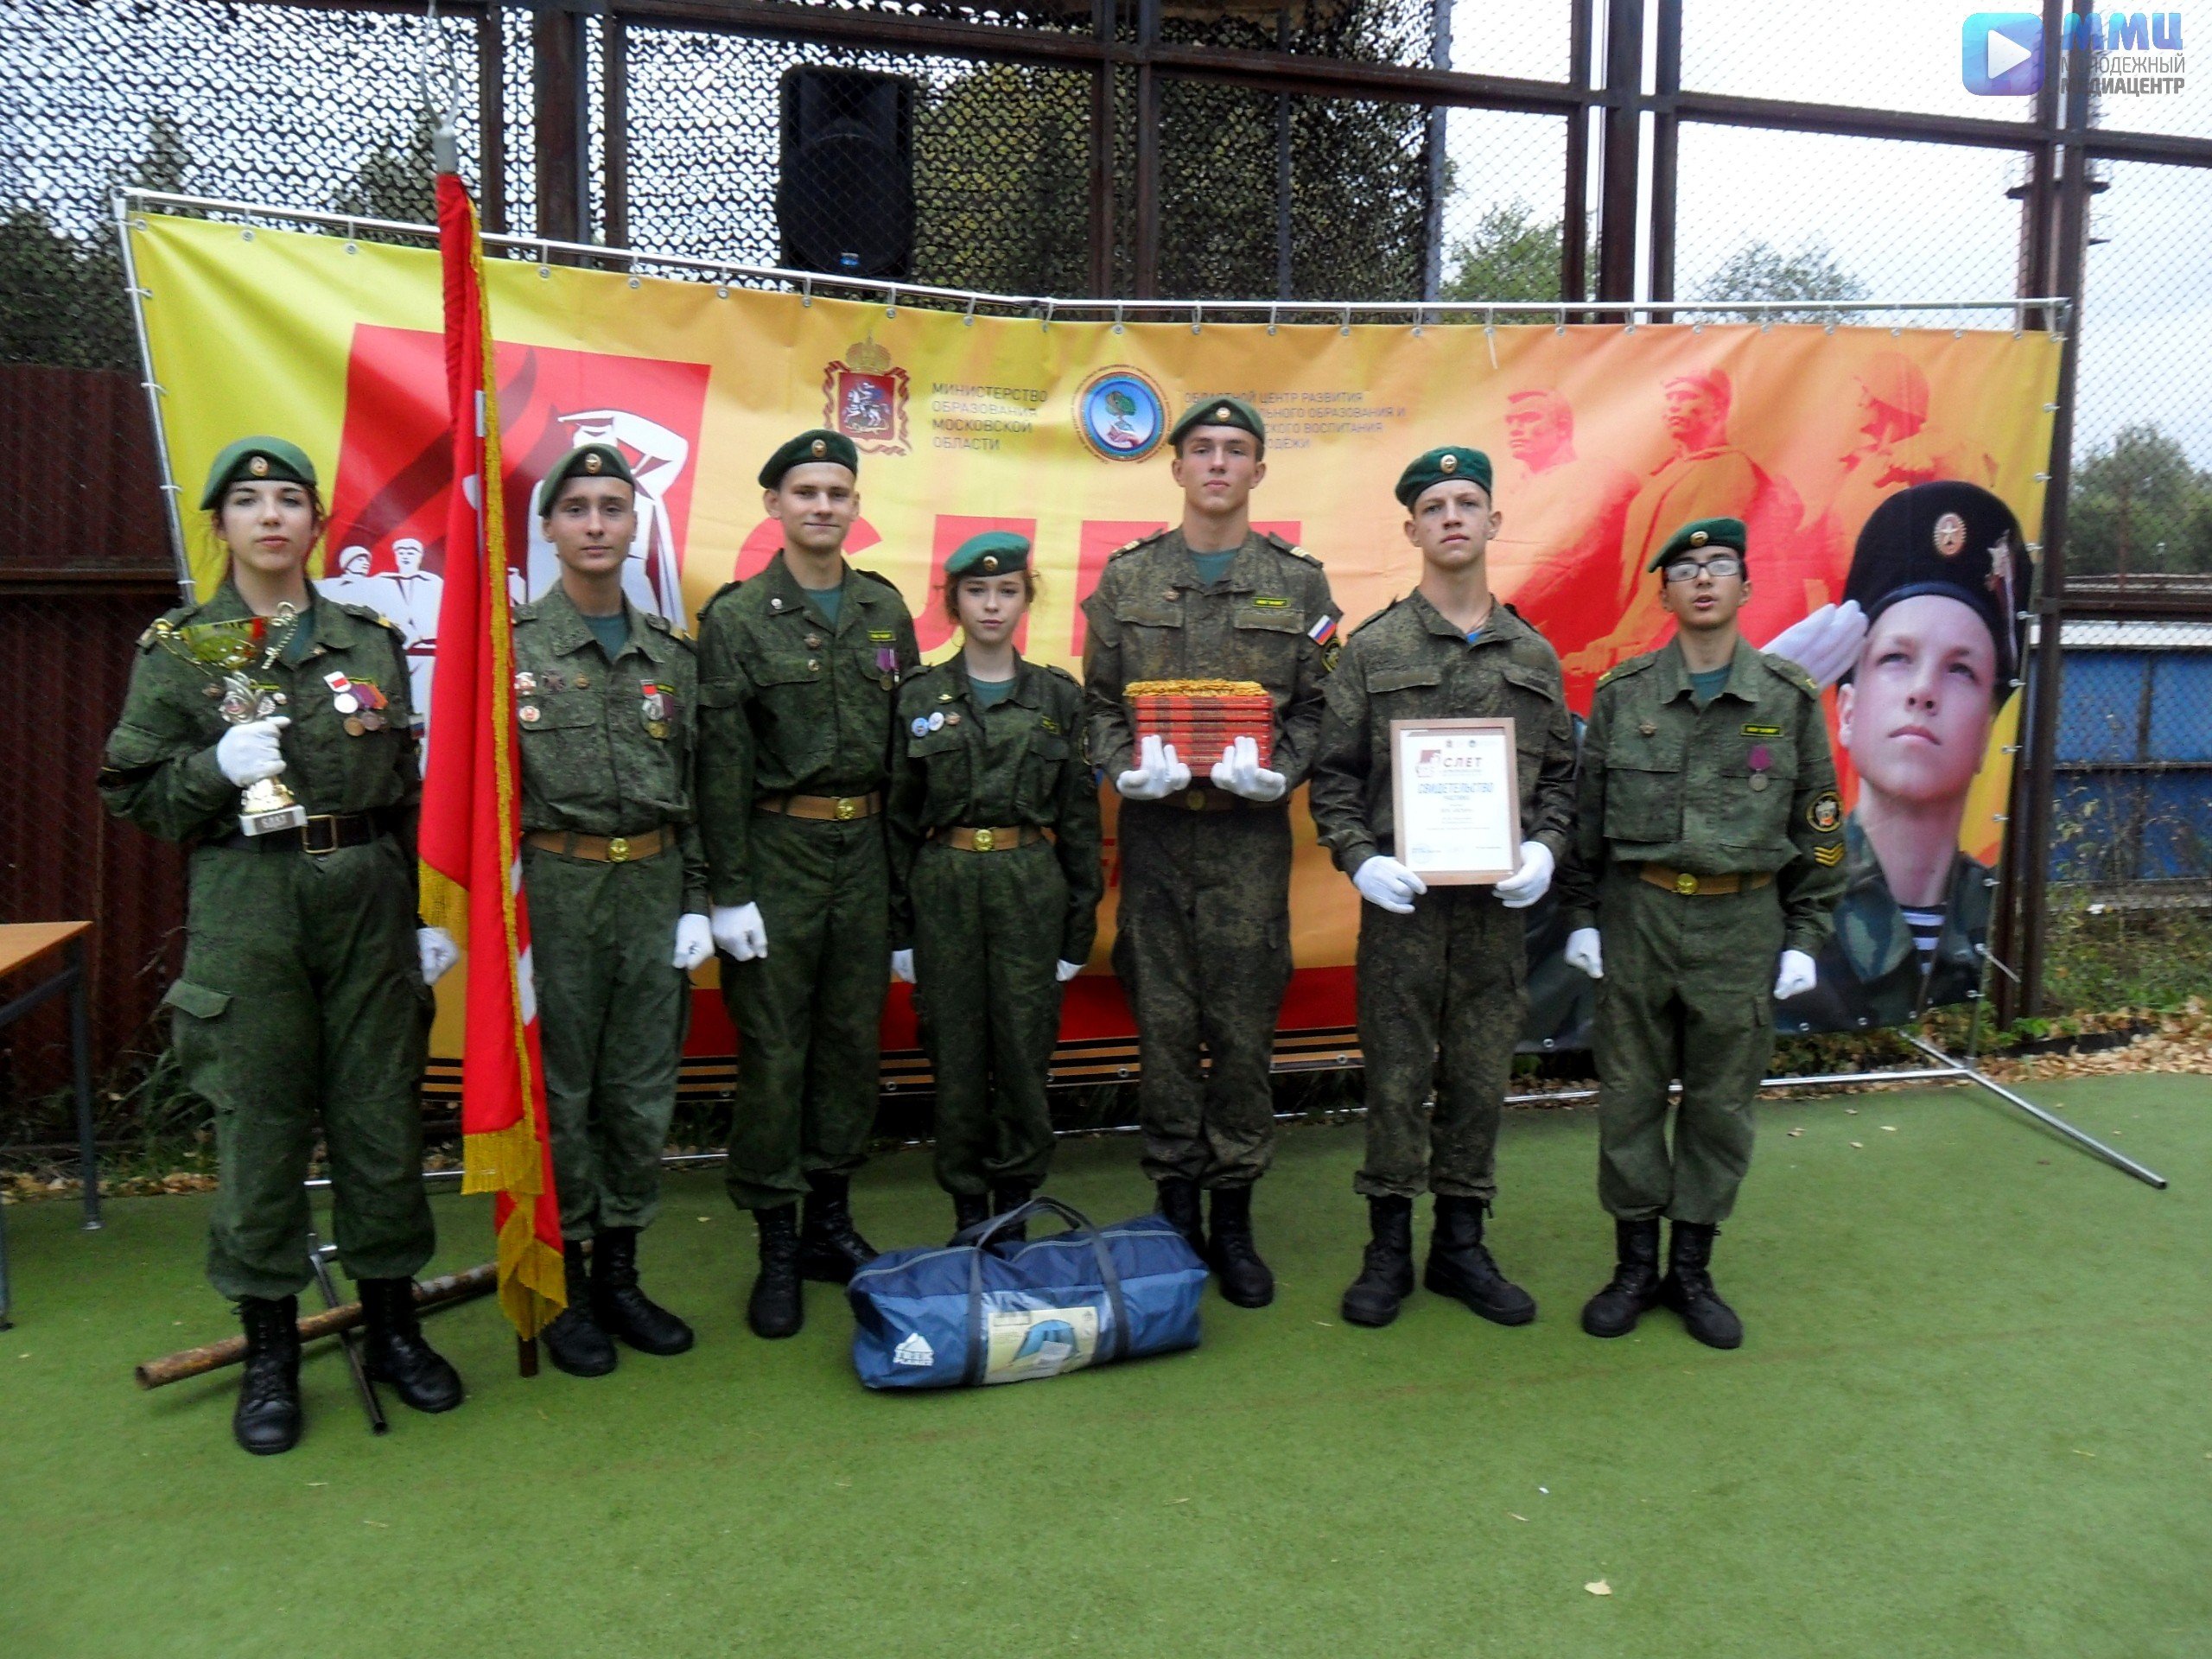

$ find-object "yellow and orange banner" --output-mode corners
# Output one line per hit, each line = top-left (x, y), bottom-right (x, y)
(128, 209), (2062, 1058)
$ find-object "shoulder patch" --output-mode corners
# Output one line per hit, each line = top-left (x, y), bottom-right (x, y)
(1262, 531), (1321, 567)
(1759, 651), (1821, 696)
(1807, 789), (1843, 833)
(1344, 596), (1405, 639)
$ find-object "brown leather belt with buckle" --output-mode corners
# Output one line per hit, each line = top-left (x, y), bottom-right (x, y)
(1172, 783), (1245, 814)
(524, 827), (671, 863)
(1638, 862), (1774, 897)
(755, 791), (883, 822)
(938, 825), (1043, 853)
(212, 812), (385, 855)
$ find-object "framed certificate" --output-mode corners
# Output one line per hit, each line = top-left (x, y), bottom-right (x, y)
(1389, 717), (1521, 884)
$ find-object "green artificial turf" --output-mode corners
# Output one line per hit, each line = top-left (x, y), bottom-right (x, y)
(4, 1075), (2207, 1659)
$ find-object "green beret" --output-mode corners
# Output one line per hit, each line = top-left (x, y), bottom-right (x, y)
(199, 436), (315, 511)
(1843, 480), (2031, 696)
(1395, 446), (1494, 510)
(1648, 516), (1748, 572)
(759, 428), (859, 489)
(1169, 396), (1265, 450)
(534, 443), (637, 518)
(944, 531), (1031, 579)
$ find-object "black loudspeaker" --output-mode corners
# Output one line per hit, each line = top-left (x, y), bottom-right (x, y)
(778, 67), (915, 281)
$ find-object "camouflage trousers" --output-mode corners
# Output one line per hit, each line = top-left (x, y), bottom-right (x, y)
(1354, 883), (1528, 1201)
(1112, 799), (1294, 1189)
(1592, 867), (1783, 1224)
(911, 837), (1067, 1196)
(720, 812), (890, 1211)
(525, 840), (690, 1242)
(163, 838), (435, 1302)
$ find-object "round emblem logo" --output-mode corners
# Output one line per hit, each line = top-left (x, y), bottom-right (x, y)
(1073, 366), (1168, 462)
(248, 454), (270, 477)
(1932, 512), (1967, 557)
(1808, 790), (1843, 833)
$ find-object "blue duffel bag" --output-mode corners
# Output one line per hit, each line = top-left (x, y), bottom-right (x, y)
(848, 1197), (1207, 1389)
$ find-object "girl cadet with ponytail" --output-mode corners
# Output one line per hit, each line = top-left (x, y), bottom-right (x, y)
(887, 531), (1103, 1238)
(99, 436), (463, 1455)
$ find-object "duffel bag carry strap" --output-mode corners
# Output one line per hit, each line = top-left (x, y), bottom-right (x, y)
(960, 1198), (1131, 1386)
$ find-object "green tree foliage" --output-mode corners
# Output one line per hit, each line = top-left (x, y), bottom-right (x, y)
(1699, 238), (1869, 321)
(2067, 423), (2212, 575)
(1440, 198), (1590, 303)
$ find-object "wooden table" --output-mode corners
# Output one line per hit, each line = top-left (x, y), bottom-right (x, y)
(0, 921), (99, 1328)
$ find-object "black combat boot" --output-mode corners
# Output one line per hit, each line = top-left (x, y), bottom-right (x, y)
(1580, 1217), (1663, 1338)
(542, 1243), (618, 1376)
(1207, 1184), (1275, 1309)
(951, 1190), (992, 1239)
(590, 1229), (695, 1357)
(1339, 1195), (1416, 1327)
(798, 1173), (878, 1283)
(748, 1204), (805, 1339)
(358, 1277), (465, 1410)
(1425, 1195), (1537, 1325)
(989, 1183), (1035, 1243)
(232, 1294), (303, 1456)
(1659, 1221), (1744, 1350)
(1156, 1178), (1205, 1258)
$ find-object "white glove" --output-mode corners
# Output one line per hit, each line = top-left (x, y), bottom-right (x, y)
(1352, 855), (1427, 915)
(1565, 927), (1604, 980)
(1209, 735), (1287, 804)
(1761, 601), (1867, 690)
(671, 912), (714, 971)
(891, 948), (915, 984)
(416, 926), (459, 986)
(1773, 948), (1818, 1001)
(1492, 840), (1555, 910)
(215, 716), (290, 786)
(1115, 734), (1192, 802)
(1055, 959), (1083, 982)
(710, 901), (768, 962)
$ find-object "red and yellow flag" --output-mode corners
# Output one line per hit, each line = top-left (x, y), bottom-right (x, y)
(418, 168), (564, 1340)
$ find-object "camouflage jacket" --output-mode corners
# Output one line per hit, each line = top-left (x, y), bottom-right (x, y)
(512, 582), (707, 912)
(1079, 527), (1340, 787)
(696, 551), (921, 907)
(100, 582), (419, 853)
(1777, 813), (1990, 1033)
(887, 652), (1105, 961)
(1555, 635), (1847, 955)
(1309, 591), (1577, 875)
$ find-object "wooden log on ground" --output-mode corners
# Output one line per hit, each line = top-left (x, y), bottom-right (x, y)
(134, 1262), (497, 1389)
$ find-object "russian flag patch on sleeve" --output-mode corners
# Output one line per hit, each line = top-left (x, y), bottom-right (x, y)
(1308, 613), (1337, 645)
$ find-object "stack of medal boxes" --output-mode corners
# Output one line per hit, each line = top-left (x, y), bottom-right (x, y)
(1124, 679), (1274, 769)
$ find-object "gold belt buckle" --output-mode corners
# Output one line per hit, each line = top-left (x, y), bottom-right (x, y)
(1674, 870), (1699, 895)
(302, 816), (340, 855)
(973, 827), (996, 852)
(608, 836), (631, 862)
(1185, 789), (1207, 812)
(835, 797), (858, 822)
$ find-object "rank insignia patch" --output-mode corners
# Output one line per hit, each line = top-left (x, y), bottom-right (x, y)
(1813, 842), (1844, 866)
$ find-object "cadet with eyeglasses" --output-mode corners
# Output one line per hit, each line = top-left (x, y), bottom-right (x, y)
(1555, 517), (1847, 1350)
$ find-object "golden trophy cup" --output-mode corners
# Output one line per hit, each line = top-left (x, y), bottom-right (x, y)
(219, 670), (308, 836)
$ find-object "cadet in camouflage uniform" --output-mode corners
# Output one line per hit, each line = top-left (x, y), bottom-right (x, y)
(1310, 448), (1577, 1330)
(512, 443), (712, 1376)
(99, 436), (461, 1454)
(1557, 516), (1847, 1350)
(698, 429), (920, 1338)
(1081, 396), (1340, 1308)
(887, 532), (1103, 1237)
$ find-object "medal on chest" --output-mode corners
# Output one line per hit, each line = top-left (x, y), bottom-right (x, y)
(1747, 743), (1772, 791)
(640, 679), (671, 740)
